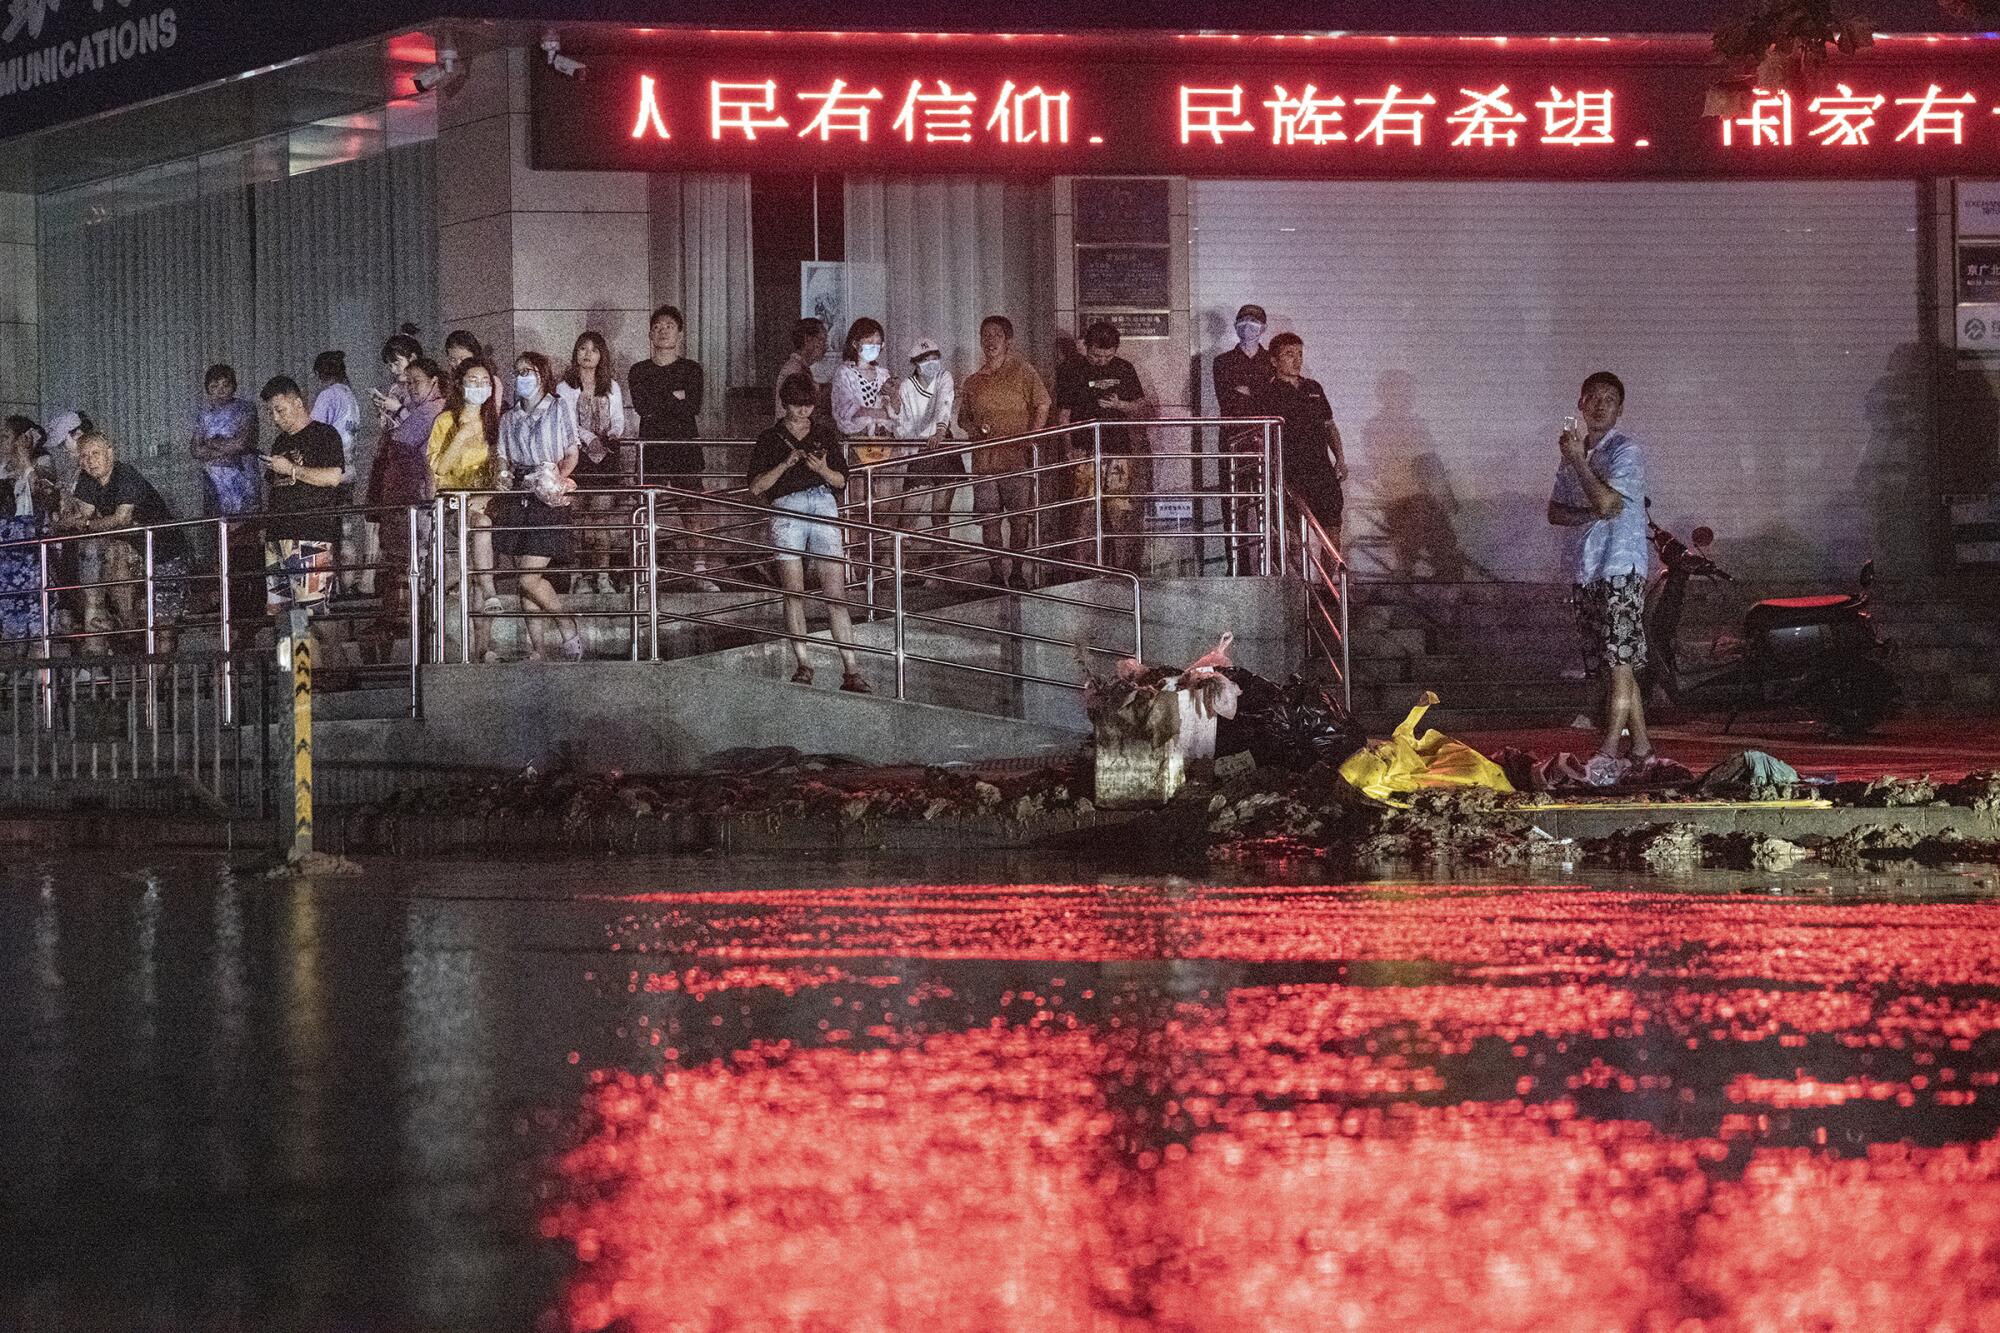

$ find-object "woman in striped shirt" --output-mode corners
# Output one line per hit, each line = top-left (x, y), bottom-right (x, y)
(497, 352), (585, 661)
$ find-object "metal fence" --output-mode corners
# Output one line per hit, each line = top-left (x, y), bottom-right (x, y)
(0, 651), (276, 815)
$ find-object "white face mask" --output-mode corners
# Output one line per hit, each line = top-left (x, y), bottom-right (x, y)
(463, 384), (492, 406)
(858, 344), (882, 365)
(1236, 321), (1265, 343)
(515, 373), (540, 401)
(915, 357), (941, 379)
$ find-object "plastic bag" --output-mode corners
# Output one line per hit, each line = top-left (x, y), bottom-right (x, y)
(1214, 668), (1364, 771)
(1337, 691), (1515, 806)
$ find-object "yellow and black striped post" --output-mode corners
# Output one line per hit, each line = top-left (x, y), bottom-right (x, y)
(282, 611), (314, 862)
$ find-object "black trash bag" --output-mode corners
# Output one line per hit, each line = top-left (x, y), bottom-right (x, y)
(1215, 668), (1366, 771)
(1283, 676), (1368, 769)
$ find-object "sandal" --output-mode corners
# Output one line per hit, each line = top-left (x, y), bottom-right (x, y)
(840, 672), (871, 695)
(791, 664), (814, 686)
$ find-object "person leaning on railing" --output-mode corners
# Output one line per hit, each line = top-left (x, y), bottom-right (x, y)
(259, 376), (348, 650)
(495, 353), (586, 662)
(892, 336), (959, 574)
(957, 314), (1051, 590)
(1055, 320), (1152, 573)
(428, 357), (502, 660)
(747, 373), (870, 694)
(360, 355), (446, 664)
(557, 330), (629, 596)
(61, 431), (189, 657)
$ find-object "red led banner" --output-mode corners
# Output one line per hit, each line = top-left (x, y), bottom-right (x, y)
(529, 34), (2000, 178)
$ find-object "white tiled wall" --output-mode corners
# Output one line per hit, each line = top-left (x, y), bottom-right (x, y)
(1191, 179), (1929, 579)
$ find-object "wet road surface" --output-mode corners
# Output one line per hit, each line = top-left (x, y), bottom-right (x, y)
(3, 854), (1998, 1331)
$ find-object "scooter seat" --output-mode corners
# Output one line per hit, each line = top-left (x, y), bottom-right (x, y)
(1746, 593), (1868, 637)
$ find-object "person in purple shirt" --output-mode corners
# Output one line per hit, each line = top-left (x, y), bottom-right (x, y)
(189, 363), (262, 518)
(362, 356), (447, 660)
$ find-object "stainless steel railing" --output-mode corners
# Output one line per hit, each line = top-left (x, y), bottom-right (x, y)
(0, 651), (276, 815)
(1289, 494), (1352, 709)
(433, 484), (1144, 707)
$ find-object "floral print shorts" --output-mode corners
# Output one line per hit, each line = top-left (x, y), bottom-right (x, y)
(1572, 573), (1648, 675)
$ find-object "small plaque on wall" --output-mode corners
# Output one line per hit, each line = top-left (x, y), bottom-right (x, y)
(1084, 311), (1171, 340)
(1074, 178), (1171, 245)
(1076, 246), (1172, 310)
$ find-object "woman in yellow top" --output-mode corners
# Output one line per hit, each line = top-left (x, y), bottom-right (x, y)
(427, 358), (501, 658)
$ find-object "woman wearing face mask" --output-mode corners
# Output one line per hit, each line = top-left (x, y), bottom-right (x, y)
(1213, 304), (1272, 573)
(831, 317), (904, 527)
(556, 331), (629, 595)
(748, 373), (868, 692)
(495, 353), (585, 661)
(892, 337), (959, 568)
(428, 358), (502, 660)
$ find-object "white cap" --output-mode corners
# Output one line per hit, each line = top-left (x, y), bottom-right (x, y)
(908, 336), (942, 362)
(45, 410), (83, 442)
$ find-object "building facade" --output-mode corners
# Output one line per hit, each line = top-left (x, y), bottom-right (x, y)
(2, 2), (1995, 579)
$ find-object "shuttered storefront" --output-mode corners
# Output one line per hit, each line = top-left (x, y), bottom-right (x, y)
(1190, 179), (1928, 580)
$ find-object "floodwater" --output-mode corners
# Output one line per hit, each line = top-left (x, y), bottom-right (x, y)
(2, 854), (1998, 1332)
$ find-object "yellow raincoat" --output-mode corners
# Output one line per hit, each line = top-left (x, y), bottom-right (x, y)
(1338, 691), (1515, 806)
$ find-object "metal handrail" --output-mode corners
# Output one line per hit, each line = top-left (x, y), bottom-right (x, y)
(1288, 492), (1352, 708)
(435, 483), (1144, 705)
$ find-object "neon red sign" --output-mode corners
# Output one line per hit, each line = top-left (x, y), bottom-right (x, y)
(532, 35), (2000, 179)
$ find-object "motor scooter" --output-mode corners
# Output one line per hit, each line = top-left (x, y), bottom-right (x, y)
(1641, 512), (1899, 737)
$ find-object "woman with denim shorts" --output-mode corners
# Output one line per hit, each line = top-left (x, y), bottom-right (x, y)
(747, 373), (869, 693)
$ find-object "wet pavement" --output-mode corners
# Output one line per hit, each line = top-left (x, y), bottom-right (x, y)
(3, 853), (1999, 1331)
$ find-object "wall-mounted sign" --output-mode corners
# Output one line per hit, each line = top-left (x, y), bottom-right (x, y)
(532, 34), (2000, 178)
(1085, 311), (1172, 340)
(1958, 303), (2000, 351)
(0, 1), (180, 106)
(1075, 177), (1171, 244)
(1962, 243), (2000, 304)
(1961, 181), (2000, 238)
(1077, 246), (1173, 309)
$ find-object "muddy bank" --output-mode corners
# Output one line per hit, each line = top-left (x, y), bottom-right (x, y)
(324, 755), (2000, 874)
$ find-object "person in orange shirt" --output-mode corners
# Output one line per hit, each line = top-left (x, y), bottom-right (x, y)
(955, 315), (1051, 589)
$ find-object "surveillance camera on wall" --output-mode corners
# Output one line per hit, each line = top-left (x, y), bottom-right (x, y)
(540, 33), (587, 81)
(413, 45), (459, 94)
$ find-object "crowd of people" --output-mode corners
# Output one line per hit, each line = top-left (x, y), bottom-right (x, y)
(0, 299), (1351, 684)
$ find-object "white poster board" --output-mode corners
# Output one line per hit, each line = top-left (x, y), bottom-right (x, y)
(800, 260), (887, 378)
(1957, 181), (2000, 238)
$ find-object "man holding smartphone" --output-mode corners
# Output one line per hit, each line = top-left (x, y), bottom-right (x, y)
(1547, 371), (1652, 774)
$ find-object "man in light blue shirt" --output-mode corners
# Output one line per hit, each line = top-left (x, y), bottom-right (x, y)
(1548, 371), (1652, 765)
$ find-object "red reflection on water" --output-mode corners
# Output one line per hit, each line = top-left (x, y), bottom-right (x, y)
(548, 886), (2000, 1330)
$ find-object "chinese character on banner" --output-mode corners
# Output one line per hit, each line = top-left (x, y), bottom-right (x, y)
(1354, 85), (1438, 146)
(1806, 84), (1886, 146)
(1263, 84), (1348, 145)
(1448, 85), (1528, 147)
(797, 78), (885, 141)
(1180, 85), (1256, 144)
(988, 80), (1072, 144)
(892, 80), (978, 143)
(1894, 84), (1978, 144)
(1721, 90), (1793, 146)
(1536, 89), (1616, 146)
(631, 74), (671, 141)
(710, 80), (790, 140)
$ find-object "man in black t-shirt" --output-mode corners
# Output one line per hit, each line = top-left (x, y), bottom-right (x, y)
(627, 303), (718, 590)
(259, 376), (347, 620)
(1054, 321), (1150, 569)
(65, 432), (189, 651)
(1250, 332), (1348, 544)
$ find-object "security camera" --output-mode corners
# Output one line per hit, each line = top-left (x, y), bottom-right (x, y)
(540, 33), (586, 81)
(413, 45), (458, 94)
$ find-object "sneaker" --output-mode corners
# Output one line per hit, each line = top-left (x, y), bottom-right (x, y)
(561, 634), (586, 661)
(840, 672), (872, 694)
(791, 663), (814, 686)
